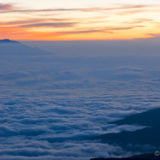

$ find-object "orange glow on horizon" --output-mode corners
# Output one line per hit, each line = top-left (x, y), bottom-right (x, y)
(1, 26), (158, 41)
(0, 2), (160, 41)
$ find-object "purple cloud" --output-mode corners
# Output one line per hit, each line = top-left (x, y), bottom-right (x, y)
(0, 3), (14, 10)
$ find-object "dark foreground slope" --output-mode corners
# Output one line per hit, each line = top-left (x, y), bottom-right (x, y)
(91, 153), (160, 160)
(91, 108), (160, 160)
(99, 108), (160, 147)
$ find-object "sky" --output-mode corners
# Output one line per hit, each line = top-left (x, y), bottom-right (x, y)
(0, 0), (160, 40)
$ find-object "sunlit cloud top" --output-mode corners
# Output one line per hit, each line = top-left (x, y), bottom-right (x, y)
(0, 0), (160, 40)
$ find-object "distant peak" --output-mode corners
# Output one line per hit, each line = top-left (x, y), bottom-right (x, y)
(0, 39), (19, 44)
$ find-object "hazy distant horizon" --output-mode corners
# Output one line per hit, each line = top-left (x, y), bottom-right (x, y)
(23, 37), (160, 58)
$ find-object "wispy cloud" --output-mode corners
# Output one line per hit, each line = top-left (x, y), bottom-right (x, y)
(146, 33), (160, 38)
(20, 22), (77, 28)
(0, 2), (160, 40)
(57, 25), (144, 35)
(0, 18), (74, 26)
(0, 4), (154, 14)
(59, 29), (107, 34)
(128, 18), (154, 24)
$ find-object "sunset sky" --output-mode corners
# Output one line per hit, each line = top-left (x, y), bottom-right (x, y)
(0, 0), (160, 40)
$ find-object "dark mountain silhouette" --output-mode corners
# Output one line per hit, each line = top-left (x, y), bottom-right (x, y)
(0, 39), (19, 44)
(0, 39), (49, 56)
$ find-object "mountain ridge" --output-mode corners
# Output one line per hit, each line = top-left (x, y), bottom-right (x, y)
(0, 39), (20, 44)
(0, 39), (51, 56)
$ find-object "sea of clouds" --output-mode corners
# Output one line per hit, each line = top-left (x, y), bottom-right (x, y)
(0, 40), (160, 159)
